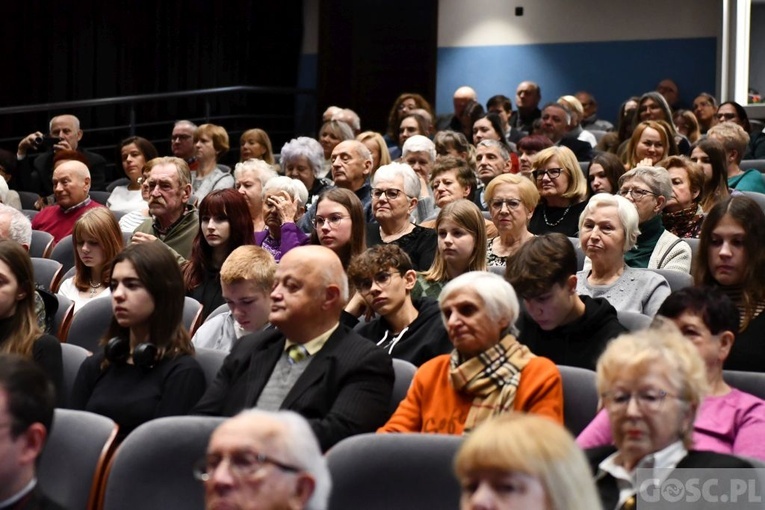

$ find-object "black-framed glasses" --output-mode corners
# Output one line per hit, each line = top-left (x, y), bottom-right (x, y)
(532, 168), (563, 181)
(357, 271), (399, 294)
(489, 198), (522, 211)
(716, 112), (737, 121)
(371, 188), (407, 200)
(313, 214), (349, 229)
(601, 390), (680, 413)
(618, 188), (657, 201)
(171, 134), (192, 141)
(193, 451), (300, 482)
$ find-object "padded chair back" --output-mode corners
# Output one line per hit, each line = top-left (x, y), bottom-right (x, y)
(328, 434), (463, 510)
(568, 236), (585, 271)
(723, 370), (765, 400)
(184, 296), (204, 336)
(684, 237), (700, 274)
(617, 310), (652, 332)
(194, 347), (227, 386)
(741, 190), (765, 214)
(39, 409), (118, 510)
(18, 191), (41, 210)
(741, 159), (765, 173)
(50, 234), (76, 273)
(64, 297), (113, 351)
(22, 209), (38, 221)
(557, 365), (599, 436)
(60, 266), (76, 284)
(30, 229), (55, 258)
(390, 358), (417, 415)
(106, 178), (130, 192)
(89, 191), (112, 205)
(204, 303), (229, 323)
(100, 416), (226, 510)
(645, 268), (692, 293)
(488, 265), (505, 275)
(54, 293), (74, 340)
(31, 257), (63, 291)
(60, 343), (90, 407)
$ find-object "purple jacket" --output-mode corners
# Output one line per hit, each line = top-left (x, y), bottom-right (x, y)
(254, 222), (309, 261)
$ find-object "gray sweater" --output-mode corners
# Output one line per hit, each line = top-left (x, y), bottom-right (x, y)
(576, 266), (671, 318)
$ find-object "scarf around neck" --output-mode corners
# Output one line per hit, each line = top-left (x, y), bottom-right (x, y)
(449, 334), (535, 433)
(663, 205), (703, 239)
(625, 215), (664, 268)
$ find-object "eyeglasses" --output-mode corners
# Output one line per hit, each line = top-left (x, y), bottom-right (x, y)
(313, 214), (349, 229)
(618, 188), (657, 201)
(357, 271), (399, 294)
(171, 134), (192, 141)
(693, 101), (712, 109)
(371, 188), (407, 200)
(489, 198), (522, 211)
(601, 390), (680, 413)
(532, 168), (563, 181)
(716, 113), (737, 121)
(193, 450), (300, 482)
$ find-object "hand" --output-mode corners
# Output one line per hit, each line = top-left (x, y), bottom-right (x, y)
(17, 131), (44, 157)
(53, 138), (73, 152)
(131, 232), (158, 244)
(638, 158), (654, 167)
(344, 291), (370, 319)
(267, 191), (298, 224)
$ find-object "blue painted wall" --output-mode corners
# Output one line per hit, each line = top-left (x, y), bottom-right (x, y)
(436, 37), (717, 125)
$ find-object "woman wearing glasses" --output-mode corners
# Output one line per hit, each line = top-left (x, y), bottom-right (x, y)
(527, 146), (588, 238)
(310, 188), (366, 270)
(255, 177), (310, 262)
(617, 166), (691, 272)
(366, 163), (436, 271)
(587, 326), (752, 510)
(484, 174), (539, 267)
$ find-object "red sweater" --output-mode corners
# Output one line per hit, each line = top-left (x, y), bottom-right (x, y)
(379, 354), (563, 434)
(32, 199), (104, 243)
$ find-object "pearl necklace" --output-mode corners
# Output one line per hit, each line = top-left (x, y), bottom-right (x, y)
(542, 204), (572, 227)
(89, 281), (102, 298)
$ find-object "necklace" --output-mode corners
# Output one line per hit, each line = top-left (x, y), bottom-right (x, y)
(89, 281), (102, 298)
(542, 204), (571, 227)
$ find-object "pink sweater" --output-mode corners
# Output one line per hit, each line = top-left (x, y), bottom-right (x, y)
(32, 199), (104, 243)
(577, 388), (765, 460)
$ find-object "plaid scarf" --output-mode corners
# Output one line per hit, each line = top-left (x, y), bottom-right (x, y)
(449, 334), (535, 433)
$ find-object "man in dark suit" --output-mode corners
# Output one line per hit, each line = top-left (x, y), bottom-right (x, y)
(15, 114), (107, 199)
(539, 103), (593, 163)
(193, 245), (394, 452)
(0, 355), (65, 510)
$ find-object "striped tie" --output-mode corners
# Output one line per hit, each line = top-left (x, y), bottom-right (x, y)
(287, 344), (309, 364)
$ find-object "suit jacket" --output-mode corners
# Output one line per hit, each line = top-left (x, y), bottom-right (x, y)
(587, 445), (753, 510)
(558, 137), (594, 163)
(193, 325), (395, 451)
(15, 149), (107, 195)
(2, 485), (67, 510)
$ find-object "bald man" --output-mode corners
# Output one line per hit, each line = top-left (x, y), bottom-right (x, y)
(31, 160), (104, 242)
(436, 85), (477, 131)
(510, 81), (543, 135)
(194, 245), (394, 452)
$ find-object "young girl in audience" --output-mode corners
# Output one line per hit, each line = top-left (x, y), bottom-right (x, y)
(587, 152), (625, 196)
(108, 136), (158, 214)
(183, 189), (254, 320)
(71, 242), (206, 438)
(691, 138), (731, 212)
(59, 208), (124, 312)
(310, 188), (366, 270)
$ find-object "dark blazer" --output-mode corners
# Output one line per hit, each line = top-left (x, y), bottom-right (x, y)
(559, 137), (594, 164)
(4, 485), (67, 510)
(587, 445), (753, 510)
(193, 325), (394, 451)
(15, 149), (107, 195)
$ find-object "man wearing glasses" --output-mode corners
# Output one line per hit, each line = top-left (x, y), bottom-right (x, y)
(170, 120), (199, 171)
(199, 409), (331, 510)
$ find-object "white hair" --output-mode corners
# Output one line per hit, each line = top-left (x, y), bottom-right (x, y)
(439, 271), (520, 332)
(279, 137), (325, 177)
(401, 135), (436, 162)
(234, 159), (278, 186)
(0, 204), (32, 246)
(50, 114), (80, 132)
(578, 193), (641, 252)
(372, 162), (420, 198)
(232, 409), (331, 510)
(263, 176), (309, 206)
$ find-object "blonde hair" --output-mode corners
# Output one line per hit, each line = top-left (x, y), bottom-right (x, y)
(532, 146), (587, 202)
(220, 246), (276, 294)
(454, 413), (601, 510)
(484, 173), (540, 213)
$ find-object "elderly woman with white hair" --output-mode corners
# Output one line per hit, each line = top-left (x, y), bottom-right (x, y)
(401, 134), (436, 223)
(617, 165), (692, 272)
(280, 136), (333, 209)
(576, 194), (671, 317)
(255, 176), (310, 261)
(366, 162), (437, 271)
(379, 271), (563, 434)
(234, 159), (277, 233)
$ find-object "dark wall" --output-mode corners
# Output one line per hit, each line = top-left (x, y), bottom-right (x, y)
(317, 0), (438, 134)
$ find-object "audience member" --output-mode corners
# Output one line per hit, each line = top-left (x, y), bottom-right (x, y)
(433, 130), (474, 169)
(398, 112), (431, 151)
(366, 163), (436, 271)
(118, 164), (152, 234)
(422, 157), (489, 234)
(507, 233), (625, 370)
(672, 109), (701, 144)
(436, 86), (477, 133)
(107, 136), (158, 214)
(318, 120), (354, 177)
(191, 124), (234, 203)
(192, 246), (275, 352)
(309, 188), (366, 270)
(617, 165), (692, 272)
(576, 90), (614, 132)
(183, 189), (254, 320)
(280, 137), (331, 209)
(198, 409), (331, 510)
(511, 81), (542, 135)
(256, 177), (309, 262)
(516, 134), (554, 179)
(133, 157), (198, 262)
(527, 146), (588, 237)
(171, 120), (199, 169)
(348, 245), (451, 366)
(659, 155), (705, 238)
(473, 140), (511, 210)
(59, 208), (124, 313)
(598, 96), (639, 158)
(693, 196), (765, 372)
(633, 92), (690, 155)
(625, 120), (676, 169)
(0, 354), (64, 510)
(379, 271), (563, 434)
(587, 152), (626, 196)
(486, 94), (523, 144)
(239, 128), (276, 166)
(707, 122), (765, 193)
(329, 140), (374, 222)
(576, 194), (671, 316)
(385, 93), (433, 157)
(31, 159), (104, 243)
(690, 138), (731, 212)
(693, 92), (718, 134)
(557, 95), (597, 148)
(400, 135), (436, 222)
(15, 114), (107, 196)
(331, 108), (361, 135)
(656, 78), (688, 111)
(71, 242), (206, 438)
(356, 131), (392, 176)
(0, 150), (22, 210)
(193, 245), (395, 452)
(538, 103), (593, 162)
(716, 100), (765, 159)
(485, 174), (538, 266)
(234, 159), (277, 234)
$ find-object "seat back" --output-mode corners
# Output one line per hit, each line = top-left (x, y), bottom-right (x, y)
(741, 190), (765, 214)
(204, 303), (229, 323)
(617, 310), (652, 331)
(568, 237), (585, 271)
(89, 191), (112, 205)
(39, 409), (118, 510)
(19, 191), (41, 210)
(723, 370), (765, 400)
(64, 297), (113, 351)
(54, 293), (74, 340)
(31, 257), (63, 291)
(100, 416), (225, 510)
(326, 433), (463, 510)
(194, 347), (227, 386)
(60, 343), (91, 407)
(30, 229), (55, 258)
(741, 159), (765, 173)
(557, 365), (599, 436)
(184, 296), (204, 336)
(645, 268), (692, 293)
(390, 358), (417, 415)
(50, 234), (76, 273)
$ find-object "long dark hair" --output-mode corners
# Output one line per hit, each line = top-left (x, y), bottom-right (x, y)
(692, 138), (730, 213)
(310, 188), (366, 269)
(183, 189), (254, 291)
(0, 241), (40, 358)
